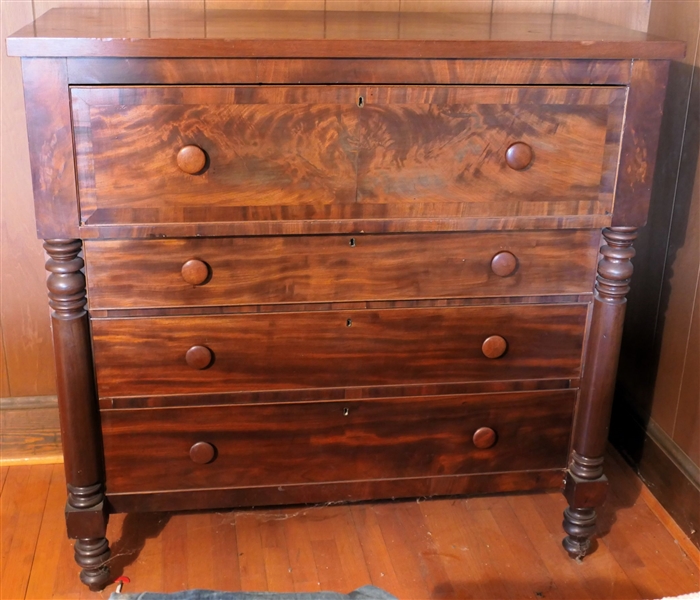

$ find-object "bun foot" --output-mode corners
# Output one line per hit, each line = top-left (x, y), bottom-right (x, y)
(562, 507), (596, 560)
(75, 537), (111, 591)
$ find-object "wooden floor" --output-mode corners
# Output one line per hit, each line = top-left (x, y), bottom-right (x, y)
(2, 447), (699, 600)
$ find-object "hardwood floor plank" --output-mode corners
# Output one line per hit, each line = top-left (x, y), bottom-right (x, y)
(259, 515), (295, 592)
(235, 511), (268, 591)
(303, 508), (354, 592)
(331, 507), (373, 588)
(304, 505), (371, 591)
(0, 464), (53, 599)
(372, 503), (432, 599)
(311, 538), (347, 592)
(460, 499), (546, 600)
(489, 499), (563, 599)
(283, 510), (321, 592)
(185, 512), (216, 590)
(419, 498), (492, 600)
(393, 501), (456, 599)
(160, 513), (190, 592)
(451, 504), (512, 599)
(507, 494), (592, 600)
(350, 504), (402, 598)
(210, 510), (242, 592)
(25, 465), (69, 599)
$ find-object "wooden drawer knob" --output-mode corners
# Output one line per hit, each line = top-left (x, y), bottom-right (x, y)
(482, 335), (507, 359)
(505, 142), (533, 170)
(491, 251), (518, 277)
(177, 145), (207, 175)
(181, 259), (210, 286)
(189, 441), (216, 464)
(473, 427), (497, 449)
(186, 345), (213, 369)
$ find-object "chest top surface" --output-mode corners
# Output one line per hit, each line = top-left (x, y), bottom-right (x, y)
(7, 8), (685, 59)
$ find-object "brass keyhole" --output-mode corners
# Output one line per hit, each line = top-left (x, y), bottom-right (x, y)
(357, 96), (364, 108)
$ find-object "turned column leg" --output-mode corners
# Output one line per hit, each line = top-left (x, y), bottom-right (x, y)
(45, 239), (111, 591)
(563, 227), (637, 559)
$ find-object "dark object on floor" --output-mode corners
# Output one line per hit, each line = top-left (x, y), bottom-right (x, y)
(108, 585), (398, 600)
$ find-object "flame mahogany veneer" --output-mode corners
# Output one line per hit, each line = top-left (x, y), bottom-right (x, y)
(8, 7), (683, 590)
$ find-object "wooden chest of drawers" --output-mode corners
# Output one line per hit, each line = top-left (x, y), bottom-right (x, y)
(8, 7), (684, 591)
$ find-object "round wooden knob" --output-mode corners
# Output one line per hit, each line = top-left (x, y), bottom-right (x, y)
(177, 145), (207, 175)
(473, 427), (497, 449)
(491, 251), (518, 277)
(189, 441), (216, 464)
(505, 142), (533, 170)
(181, 259), (210, 286)
(482, 335), (507, 359)
(186, 345), (213, 369)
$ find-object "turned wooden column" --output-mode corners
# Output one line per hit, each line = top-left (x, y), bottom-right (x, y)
(563, 227), (637, 559)
(45, 239), (111, 591)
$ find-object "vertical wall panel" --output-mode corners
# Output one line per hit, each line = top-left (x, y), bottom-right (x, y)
(0, 0), (56, 398)
(327, 1), (400, 10)
(493, 1), (554, 14)
(0, 322), (11, 398)
(674, 272), (700, 465)
(554, 0), (651, 31)
(150, 1), (206, 38)
(210, 1), (324, 10)
(401, 1), (493, 12)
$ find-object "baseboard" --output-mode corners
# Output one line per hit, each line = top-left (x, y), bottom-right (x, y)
(0, 395), (63, 465)
(610, 398), (700, 549)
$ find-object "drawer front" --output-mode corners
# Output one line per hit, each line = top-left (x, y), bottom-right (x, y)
(72, 85), (624, 226)
(101, 390), (576, 493)
(91, 304), (587, 397)
(85, 230), (599, 310)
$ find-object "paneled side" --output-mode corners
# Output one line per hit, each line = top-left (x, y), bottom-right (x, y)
(674, 273), (700, 465)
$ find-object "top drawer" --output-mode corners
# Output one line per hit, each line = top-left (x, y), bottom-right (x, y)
(71, 85), (625, 227)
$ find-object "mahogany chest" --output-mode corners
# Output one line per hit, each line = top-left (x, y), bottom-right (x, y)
(7, 8), (684, 590)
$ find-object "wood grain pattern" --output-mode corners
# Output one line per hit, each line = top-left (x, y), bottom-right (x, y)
(66, 57), (633, 86)
(22, 59), (79, 239)
(0, 396), (61, 464)
(612, 60), (671, 226)
(0, 464), (53, 599)
(7, 9), (684, 59)
(78, 214), (612, 239)
(101, 378), (576, 410)
(84, 230), (600, 310)
(91, 304), (588, 397)
(101, 389), (575, 494)
(71, 85), (624, 227)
